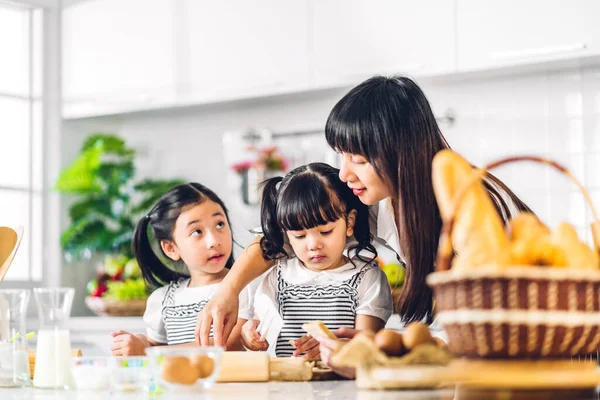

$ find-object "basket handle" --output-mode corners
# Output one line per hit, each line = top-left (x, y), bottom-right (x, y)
(435, 155), (600, 272)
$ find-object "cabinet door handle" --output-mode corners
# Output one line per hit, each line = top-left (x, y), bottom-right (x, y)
(490, 43), (587, 61)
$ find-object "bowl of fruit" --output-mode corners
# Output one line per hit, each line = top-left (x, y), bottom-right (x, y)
(85, 254), (149, 317)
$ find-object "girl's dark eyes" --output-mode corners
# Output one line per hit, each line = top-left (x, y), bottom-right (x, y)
(191, 229), (202, 236)
(216, 221), (225, 229)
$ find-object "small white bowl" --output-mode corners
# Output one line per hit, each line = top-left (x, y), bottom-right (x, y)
(71, 357), (110, 391)
(108, 356), (153, 392)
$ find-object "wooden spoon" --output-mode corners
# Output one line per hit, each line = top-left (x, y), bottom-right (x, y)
(0, 226), (24, 283)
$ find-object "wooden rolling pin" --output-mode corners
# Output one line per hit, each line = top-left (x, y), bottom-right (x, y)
(216, 352), (270, 382)
(28, 349), (82, 379)
(216, 352), (316, 382)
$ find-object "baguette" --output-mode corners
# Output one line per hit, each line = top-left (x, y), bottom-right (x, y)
(301, 321), (337, 341)
(432, 150), (510, 269)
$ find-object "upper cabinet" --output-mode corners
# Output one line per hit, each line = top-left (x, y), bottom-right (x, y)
(182, 0), (309, 99)
(311, 0), (455, 85)
(62, 0), (176, 106)
(62, 0), (600, 118)
(456, 0), (600, 71)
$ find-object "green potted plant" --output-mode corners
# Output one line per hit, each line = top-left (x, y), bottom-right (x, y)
(55, 133), (184, 316)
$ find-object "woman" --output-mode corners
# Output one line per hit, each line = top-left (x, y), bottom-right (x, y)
(195, 76), (529, 373)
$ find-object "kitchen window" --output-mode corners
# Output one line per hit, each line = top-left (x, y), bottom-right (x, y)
(0, 1), (60, 285)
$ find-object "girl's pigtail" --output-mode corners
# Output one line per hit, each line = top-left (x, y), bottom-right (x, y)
(132, 214), (178, 288)
(347, 195), (377, 263)
(259, 176), (286, 260)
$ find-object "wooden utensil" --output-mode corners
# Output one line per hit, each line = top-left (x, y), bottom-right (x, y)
(0, 226), (24, 283)
(216, 352), (270, 382)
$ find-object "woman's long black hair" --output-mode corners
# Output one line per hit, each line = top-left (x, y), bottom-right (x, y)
(259, 162), (376, 263)
(132, 182), (235, 288)
(325, 76), (531, 324)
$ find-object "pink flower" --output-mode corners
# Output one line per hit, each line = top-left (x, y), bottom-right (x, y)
(230, 160), (254, 173)
(230, 145), (289, 173)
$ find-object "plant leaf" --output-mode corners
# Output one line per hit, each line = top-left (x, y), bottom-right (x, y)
(54, 147), (103, 193)
(69, 197), (113, 221)
(60, 215), (108, 252)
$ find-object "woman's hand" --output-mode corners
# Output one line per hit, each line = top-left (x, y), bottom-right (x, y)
(319, 327), (358, 379)
(240, 319), (268, 351)
(110, 330), (148, 356)
(195, 284), (239, 347)
(292, 335), (320, 361)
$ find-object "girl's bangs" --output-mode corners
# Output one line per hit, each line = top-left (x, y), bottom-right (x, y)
(277, 177), (345, 231)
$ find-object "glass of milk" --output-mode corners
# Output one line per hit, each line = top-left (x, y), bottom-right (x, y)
(32, 287), (75, 390)
(0, 289), (31, 388)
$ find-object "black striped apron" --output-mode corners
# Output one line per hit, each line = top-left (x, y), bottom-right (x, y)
(274, 263), (370, 357)
(162, 279), (211, 345)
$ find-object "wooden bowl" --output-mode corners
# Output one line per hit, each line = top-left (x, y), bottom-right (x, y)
(85, 296), (148, 317)
(427, 266), (600, 358)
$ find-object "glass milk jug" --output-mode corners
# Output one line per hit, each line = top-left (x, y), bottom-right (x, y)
(33, 287), (75, 389)
(0, 289), (31, 387)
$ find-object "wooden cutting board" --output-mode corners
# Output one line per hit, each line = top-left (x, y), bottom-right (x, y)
(450, 359), (600, 389)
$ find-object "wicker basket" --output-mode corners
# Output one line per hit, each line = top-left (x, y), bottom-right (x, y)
(426, 155), (600, 359)
(85, 296), (148, 317)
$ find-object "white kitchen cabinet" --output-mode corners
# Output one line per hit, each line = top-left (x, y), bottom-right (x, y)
(311, 0), (456, 85)
(62, 0), (176, 104)
(181, 0), (309, 98)
(456, 0), (600, 71)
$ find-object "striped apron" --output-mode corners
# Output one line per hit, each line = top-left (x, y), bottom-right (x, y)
(274, 264), (370, 357)
(162, 279), (211, 345)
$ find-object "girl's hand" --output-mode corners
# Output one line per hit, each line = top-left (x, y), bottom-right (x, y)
(110, 330), (148, 356)
(195, 285), (239, 347)
(292, 335), (321, 361)
(240, 319), (268, 351)
(319, 327), (359, 379)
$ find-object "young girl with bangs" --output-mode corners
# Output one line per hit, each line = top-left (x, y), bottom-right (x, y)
(240, 163), (393, 359)
(110, 183), (253, 355)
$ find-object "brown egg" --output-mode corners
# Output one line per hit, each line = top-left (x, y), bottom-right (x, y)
(402, 322), (433, 350)
(191, 355), (215, 379)
(161, 356), (199, 385)
(374, 329), (405, 356)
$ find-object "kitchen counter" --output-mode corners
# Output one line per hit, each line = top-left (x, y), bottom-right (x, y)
(1, 381), (455, 400)
(2, 382), (600, 400)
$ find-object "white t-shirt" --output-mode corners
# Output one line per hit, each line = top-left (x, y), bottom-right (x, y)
(256, 257), (394, 323)
(370, 197), (405, 264)
(143, 278), (254, 344)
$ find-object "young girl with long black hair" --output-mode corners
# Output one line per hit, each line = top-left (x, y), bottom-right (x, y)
(110, 183), (253, 355)
(240, 163), (393, 359)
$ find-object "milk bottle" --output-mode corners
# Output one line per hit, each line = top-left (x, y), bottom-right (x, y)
(32, 288), (75, 389)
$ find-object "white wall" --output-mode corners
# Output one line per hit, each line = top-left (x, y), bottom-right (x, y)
(61, 65), (600, 314)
